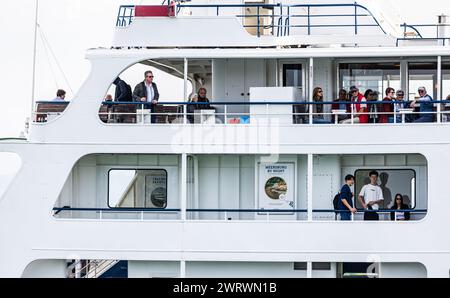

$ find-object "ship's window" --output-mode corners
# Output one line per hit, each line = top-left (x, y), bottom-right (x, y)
(283, 64), (303, 88)
(339, 63), (400, 96)
(442, 62), (450, 100)
(354, 169), (416, 209)
(108, 169), (168, 208)
(293, 262), (331, 270)
(408, 62), (437, 100)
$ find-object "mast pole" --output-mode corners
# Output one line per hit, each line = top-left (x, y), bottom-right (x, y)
(31, 0), (39, 116)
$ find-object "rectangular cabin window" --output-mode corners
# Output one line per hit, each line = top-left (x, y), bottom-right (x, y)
(339, 63), (400, 96)
(442, 62), (450, 100)
(354, 169), (416, 210)
(408, 62), (437, 100)
(283, 64), (303, 89)
(108, 169), (168, 209)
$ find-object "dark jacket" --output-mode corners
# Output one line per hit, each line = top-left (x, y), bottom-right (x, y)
(132, 81), (160, 102)
(390, 204), (410, 220)
(114, 78), (132, 102)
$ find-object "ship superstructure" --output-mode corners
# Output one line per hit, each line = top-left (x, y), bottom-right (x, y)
(1, 0), (450, 278)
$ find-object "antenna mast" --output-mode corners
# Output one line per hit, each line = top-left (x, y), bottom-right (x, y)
(31, 0), (39, 116)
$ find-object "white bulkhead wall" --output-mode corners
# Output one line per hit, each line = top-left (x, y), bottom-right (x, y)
(56, 155), (180, 217)
(212, 58), (266, 115)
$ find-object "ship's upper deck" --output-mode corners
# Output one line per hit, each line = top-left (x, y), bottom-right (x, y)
(111, 1), (449, 49)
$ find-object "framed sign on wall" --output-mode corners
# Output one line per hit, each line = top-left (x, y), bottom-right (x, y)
(257, 162), (295, 213)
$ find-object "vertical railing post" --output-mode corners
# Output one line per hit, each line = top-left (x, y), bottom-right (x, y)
(180, 260), (186, 278)
(181, 153), (187, 221)
(307, 154), (313, 222)
(393, 106), (397, 124)
(350, 102), (354, 124)
(224, 105), (228, 124)
(257, 6), (261, 37)
(307, 262), (313, 278)
(437, 55), (442, 123)
(307, 6), (311, 35)
(184, 58), (189, 124)
(309, 58), (314, 124)
(354, 3), (358, 35)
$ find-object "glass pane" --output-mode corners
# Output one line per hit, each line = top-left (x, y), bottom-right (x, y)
(283, 64), (302, 87)
(408, 62), (437, 101)
(108, 169), (167, 208)
(339, 63), (400, 96)
(354, 169), (416, 209)
(442, 62), (450, 100)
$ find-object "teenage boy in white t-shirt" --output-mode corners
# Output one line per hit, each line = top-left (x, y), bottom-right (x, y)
(358, 170), (384, 220)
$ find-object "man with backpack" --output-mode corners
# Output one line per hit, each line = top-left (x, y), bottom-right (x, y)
(113, 77), (132, 102)
(337, 174), (357, 221)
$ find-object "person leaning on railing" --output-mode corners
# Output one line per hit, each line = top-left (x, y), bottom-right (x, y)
(410, 87), (434, 123)
(390, 90), (406, 123)
(365, 89), (378, 124)
(133, 70), (160, 123)
(340, 86), (368, 124)
(390, 193), (410, 221)
(443, 94), (450, 122)
(379, 87), (395, 124)
(312, 87), (331, 124)
(332, 89), (351, 122)
(187, 87), (211, 124)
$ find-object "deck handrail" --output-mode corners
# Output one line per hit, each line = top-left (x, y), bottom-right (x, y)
(53, 207), (426, 214)
(116, 2), (386, 37)
(100, 100), (450, 106)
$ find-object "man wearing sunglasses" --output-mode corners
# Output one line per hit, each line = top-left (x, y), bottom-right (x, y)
(410, 87), (433, 123)
(133, 70), (160, 123)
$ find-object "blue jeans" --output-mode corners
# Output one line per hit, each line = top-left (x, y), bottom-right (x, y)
(340, 211), (351, 221)
(313, 118), (332, 124)
(388, 116), (402, 123)
(414, 116), (433, 123)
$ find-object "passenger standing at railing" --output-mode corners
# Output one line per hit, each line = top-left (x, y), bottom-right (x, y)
(365, 89), (378, 124)
(443, 94), (450, 122)
(312, 87), (331, 124)
(113, 77), (132, 102)
(340, 86), (368, 124)
(411, 87), (434, 123)
(379, 87), (395, 124)
(187, 87), (211, 123)
(332, 89), (351, 122)
(52, 89), (66, 101)
(338, 174), (357, 221)
(390, 194), (410, 221)
(358, 170), (384, 221)
(390, 90), (406, 123)
(133, 70), (160, 123)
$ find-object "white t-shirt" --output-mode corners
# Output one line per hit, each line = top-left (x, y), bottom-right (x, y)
(359, 184), (384, 210)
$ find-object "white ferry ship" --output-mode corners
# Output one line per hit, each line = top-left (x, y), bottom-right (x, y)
(1, 0), (450, 278)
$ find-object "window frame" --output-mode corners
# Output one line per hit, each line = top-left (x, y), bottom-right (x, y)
(353, 168), (417, 210)
(107, 168), (168, 209)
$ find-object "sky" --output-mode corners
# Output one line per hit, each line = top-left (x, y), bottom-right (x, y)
(0, 0), (449, 192)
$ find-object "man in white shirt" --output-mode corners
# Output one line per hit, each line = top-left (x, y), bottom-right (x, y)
(358, 170), (384, 220)
(133, 70), (160, 123)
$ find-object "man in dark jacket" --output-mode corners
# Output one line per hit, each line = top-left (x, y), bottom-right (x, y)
(113, 77), (132, 102)
(133, 70), (160, 123)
